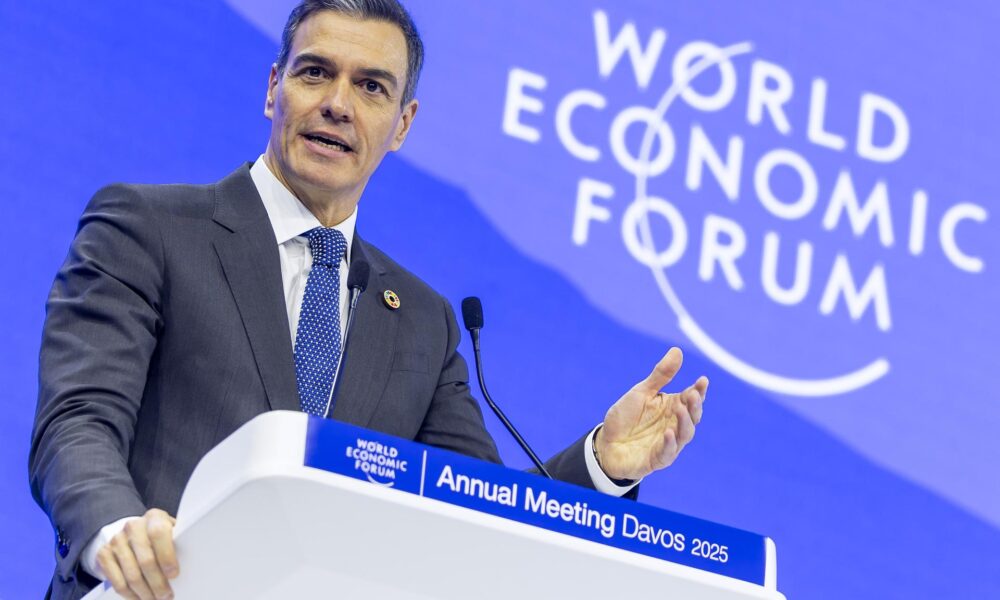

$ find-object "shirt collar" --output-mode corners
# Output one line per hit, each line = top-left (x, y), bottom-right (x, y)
(250, 155), (357, 262)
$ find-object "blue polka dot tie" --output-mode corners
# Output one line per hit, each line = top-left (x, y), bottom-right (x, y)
(294, 227), (347, 417)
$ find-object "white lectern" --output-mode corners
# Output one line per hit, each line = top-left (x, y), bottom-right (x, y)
(85, 411), (785, 599)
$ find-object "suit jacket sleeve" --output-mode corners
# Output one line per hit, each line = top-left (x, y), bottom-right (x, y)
(30, 184), (161, 582)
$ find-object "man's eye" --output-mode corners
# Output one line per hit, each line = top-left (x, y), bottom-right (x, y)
(363, 80), (385, 94)
(303, 67), (324, 78)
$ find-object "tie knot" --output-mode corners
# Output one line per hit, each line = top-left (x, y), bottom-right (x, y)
(306, 227), (347, 267)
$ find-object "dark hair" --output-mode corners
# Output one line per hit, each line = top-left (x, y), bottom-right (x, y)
(275, 0), (424, 105)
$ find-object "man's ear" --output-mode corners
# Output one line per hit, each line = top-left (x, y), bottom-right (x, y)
(390, 99), (419, 151)
(264, 64), (280, 120)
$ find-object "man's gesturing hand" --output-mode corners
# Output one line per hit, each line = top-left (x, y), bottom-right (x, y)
(595, 348), (708, 481)
(96, 508), (179, 600)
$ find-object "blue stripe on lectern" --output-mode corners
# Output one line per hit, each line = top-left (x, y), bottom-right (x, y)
(304, 417), (768, 585)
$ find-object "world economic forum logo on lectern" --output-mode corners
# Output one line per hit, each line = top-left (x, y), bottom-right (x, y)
(499, 9), (988, 397)
(345, 438), (409, 487)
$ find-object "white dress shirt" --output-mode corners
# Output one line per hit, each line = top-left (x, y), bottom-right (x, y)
(250, 157), (356, 348)
(81, 157), (636, 579)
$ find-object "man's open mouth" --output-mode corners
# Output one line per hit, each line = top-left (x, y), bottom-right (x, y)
(304, 133), (353, 153)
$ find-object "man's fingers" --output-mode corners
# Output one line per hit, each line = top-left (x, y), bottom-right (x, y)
(654, 428), (679, 471)
(131, 539), (173, 600)
(98, 546), (139, 600)
(129, 519), (173, 600)
(125, 517), (174, 600)
(683, 384), (705, 424)
(674, 399), (696, 449)
(694, 376), (709, 398)
(146, 510), (179, 579)
(639, 347), (683, 394)
(112, 533), (155, 600)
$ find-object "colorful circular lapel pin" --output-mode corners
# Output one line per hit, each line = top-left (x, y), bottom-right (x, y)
(383, 290), (401, 310)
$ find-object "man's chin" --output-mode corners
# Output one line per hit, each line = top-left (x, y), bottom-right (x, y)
(291, 172), (362, 204)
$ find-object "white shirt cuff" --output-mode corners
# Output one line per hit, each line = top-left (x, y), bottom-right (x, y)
(81, 516), (142, 579)
(584, 424), (640, 496)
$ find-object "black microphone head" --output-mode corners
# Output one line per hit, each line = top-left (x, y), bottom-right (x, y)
(461, 296), (484, 330)
(347, 259), (371, 293)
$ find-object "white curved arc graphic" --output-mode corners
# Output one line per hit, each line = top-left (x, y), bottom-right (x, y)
(633, 41), (890, 397)
(365, 472), (395, 487)
(679, 316), (890, 396)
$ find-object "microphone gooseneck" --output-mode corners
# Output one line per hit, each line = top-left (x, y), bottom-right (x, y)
(326, 258), (371, 417)
(461, 297), (552, 479)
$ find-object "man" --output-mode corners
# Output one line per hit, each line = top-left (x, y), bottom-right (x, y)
(30, 1), (708, 599)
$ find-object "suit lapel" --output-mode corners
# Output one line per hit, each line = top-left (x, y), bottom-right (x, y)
(331, 236), (399, 427)
(212, 165), (300, 413)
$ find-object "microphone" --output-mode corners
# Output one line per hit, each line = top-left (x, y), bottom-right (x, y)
(346, 259), (371, 315)
(461, 297), (552, 479)
(325, 259), (371, 417)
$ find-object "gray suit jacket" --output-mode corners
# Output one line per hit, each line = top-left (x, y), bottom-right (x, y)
(30, 165), (594, 600)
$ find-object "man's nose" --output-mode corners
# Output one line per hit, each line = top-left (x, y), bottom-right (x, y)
(321, 78), (355, 122)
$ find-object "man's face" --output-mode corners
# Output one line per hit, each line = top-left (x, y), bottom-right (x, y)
(264, 11), (418, 210)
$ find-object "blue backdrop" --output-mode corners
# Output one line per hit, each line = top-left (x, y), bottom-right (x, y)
(2, 1), (997, 597)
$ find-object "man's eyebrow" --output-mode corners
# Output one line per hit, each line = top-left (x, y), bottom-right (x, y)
(290, 53), (334, 69)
